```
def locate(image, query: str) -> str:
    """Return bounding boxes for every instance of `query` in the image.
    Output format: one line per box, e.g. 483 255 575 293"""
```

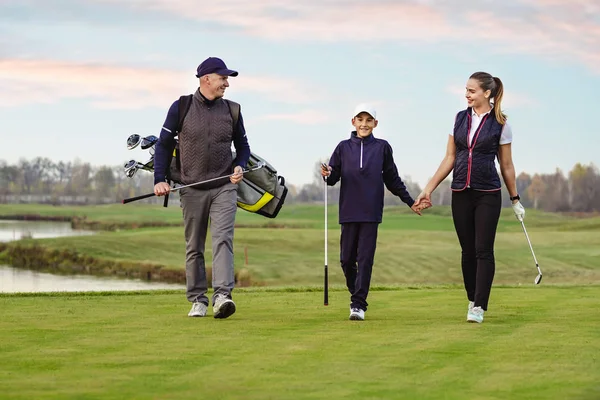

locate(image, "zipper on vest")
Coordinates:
465 113 489 188
206 104 211 176
360 140 364 169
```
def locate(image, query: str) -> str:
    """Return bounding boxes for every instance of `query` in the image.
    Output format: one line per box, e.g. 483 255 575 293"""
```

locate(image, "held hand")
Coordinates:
411 199 432 216
411 203 423 216
512 200 525 221
411 191 433 216
230 166 243 184
321 163 332 177
413 191 432 208
154 182 171 196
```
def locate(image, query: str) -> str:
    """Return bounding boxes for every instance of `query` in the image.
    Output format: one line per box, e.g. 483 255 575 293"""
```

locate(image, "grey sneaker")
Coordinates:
467 306 484 323
188 302 207 317
349 308 365 321
213 294 236 319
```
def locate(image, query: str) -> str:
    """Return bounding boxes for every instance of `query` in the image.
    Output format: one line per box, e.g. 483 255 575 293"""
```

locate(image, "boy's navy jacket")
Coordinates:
327 131 415 224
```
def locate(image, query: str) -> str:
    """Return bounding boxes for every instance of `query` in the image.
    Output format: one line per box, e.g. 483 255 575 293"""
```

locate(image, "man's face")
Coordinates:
204 73 230 99
352 112 378 138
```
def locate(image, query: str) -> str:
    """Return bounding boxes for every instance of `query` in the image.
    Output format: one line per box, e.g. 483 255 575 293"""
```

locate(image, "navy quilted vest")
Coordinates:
451 108 503 191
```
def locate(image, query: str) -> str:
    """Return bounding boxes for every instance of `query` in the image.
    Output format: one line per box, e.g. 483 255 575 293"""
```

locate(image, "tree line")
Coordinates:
1 158 599 213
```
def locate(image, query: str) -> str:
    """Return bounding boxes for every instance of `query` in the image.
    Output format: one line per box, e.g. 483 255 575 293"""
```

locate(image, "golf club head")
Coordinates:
127 134 141 150
141 135 158 150
123 160 139 178
534 273 542 285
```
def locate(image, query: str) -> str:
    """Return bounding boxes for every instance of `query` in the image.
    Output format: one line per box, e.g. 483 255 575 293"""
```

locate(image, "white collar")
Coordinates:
471 106 493 118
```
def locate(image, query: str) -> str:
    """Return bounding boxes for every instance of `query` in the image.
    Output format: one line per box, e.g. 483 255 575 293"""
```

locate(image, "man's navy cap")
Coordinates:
195 57 238 78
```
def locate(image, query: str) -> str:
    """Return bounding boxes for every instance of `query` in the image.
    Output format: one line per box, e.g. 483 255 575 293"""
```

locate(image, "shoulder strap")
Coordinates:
225 99 240 130
177 94 193 135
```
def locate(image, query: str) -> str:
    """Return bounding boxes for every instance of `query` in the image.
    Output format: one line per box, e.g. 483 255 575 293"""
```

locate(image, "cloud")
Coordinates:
86 0 600 73
0 59 318 109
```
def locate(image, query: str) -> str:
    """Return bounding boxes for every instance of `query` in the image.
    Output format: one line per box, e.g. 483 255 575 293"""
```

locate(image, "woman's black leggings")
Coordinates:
451 189 502 311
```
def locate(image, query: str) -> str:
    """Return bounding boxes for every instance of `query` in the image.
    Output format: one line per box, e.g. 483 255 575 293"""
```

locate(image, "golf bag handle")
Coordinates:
121 163 265 205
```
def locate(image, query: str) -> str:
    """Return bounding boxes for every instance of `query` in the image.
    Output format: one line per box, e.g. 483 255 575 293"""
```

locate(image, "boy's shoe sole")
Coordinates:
214 300 236 319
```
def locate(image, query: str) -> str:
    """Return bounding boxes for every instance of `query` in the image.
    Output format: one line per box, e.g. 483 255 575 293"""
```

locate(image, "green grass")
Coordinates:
1 205 600 399
1 287 599 400
2 204 600 286
2 203 599 231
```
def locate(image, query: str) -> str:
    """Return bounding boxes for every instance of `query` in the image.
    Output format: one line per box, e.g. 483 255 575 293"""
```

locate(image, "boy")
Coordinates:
321 104 429 320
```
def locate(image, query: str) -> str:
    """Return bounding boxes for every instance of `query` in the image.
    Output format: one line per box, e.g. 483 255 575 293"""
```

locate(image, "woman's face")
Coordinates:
465 78 491 109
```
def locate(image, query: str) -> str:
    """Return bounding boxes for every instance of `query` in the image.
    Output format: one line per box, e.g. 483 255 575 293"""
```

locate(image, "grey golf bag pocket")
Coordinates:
236 153 288 219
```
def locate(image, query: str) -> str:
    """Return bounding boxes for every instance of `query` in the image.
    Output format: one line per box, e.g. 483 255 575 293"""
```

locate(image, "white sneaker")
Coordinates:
467 306 484 323
213 294 236 319
468 301 474 314
349 308 365 321
188 302 207 317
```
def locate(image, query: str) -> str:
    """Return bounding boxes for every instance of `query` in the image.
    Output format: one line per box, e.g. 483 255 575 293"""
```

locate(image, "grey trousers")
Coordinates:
179 183 237 305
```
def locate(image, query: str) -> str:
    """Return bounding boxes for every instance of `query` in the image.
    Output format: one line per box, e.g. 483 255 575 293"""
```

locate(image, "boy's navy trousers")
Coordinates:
340 222 379 311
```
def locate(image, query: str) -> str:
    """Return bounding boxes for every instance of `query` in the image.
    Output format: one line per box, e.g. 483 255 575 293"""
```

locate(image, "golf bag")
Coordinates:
167 94 288 218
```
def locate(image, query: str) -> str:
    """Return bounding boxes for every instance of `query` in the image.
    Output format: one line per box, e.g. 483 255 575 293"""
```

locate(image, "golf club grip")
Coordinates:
122 192 156 204
324 264 329 305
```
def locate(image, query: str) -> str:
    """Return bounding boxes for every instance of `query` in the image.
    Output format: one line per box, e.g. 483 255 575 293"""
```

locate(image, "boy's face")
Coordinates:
352 112 378 138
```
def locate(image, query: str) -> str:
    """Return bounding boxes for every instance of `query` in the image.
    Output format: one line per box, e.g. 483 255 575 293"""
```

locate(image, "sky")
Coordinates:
0 0 599 188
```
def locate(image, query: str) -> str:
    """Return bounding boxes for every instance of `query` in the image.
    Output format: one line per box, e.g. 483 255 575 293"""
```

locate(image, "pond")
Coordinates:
0 219 95 241
0 220 184 293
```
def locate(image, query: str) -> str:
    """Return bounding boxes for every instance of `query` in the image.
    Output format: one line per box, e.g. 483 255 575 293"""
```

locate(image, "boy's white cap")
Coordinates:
353 103 377 119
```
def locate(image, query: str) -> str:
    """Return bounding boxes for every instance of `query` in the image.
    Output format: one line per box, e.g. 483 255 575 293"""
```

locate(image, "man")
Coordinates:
153 57 251 319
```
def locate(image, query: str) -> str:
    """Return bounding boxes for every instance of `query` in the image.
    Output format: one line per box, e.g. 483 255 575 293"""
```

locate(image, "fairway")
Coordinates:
1 287 599 400
2 204 600 287
1 204 599 399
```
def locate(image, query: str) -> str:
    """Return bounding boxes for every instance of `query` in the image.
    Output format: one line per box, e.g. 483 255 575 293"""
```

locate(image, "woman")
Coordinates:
414 72 525 323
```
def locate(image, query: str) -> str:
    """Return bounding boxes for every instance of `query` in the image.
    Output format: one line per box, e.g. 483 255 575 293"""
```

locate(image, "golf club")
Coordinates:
127 134 141 150
322 163 329 306
123 159 152 178
139 158 154 172
141 135 158 150
122 162 266 204
519 219 543 285
123 160 141 178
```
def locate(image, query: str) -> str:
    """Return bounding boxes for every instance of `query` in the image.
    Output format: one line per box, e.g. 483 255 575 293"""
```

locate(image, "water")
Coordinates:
0 219 94 242
0 220 185 293
0 265 184 293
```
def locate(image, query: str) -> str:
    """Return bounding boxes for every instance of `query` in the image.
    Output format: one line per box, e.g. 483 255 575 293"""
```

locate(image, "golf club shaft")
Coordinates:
520 220 539 266
324 176 328 306
122 164 264 204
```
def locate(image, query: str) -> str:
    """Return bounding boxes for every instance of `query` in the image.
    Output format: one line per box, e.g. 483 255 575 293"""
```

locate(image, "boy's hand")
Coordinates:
320 163 332 177
410 200 431 215
414 191 431 208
